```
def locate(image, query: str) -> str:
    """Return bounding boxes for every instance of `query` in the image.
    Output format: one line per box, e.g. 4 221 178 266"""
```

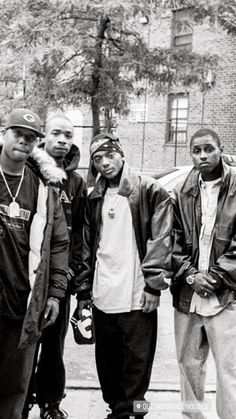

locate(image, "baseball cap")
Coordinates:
5 108 45 138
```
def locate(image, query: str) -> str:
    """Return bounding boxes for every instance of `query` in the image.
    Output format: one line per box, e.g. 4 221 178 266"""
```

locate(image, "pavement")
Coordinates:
28 291 219 419
29 387 218 419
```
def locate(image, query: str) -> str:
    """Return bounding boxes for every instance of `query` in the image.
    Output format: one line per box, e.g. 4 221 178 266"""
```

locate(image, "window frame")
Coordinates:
173 32 193 48
172 10 193 50
129 102 148 123
167 93 189 145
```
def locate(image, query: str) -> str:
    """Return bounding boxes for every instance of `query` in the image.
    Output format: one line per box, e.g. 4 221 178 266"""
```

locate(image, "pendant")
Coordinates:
9 201 20 217
108 209 115 219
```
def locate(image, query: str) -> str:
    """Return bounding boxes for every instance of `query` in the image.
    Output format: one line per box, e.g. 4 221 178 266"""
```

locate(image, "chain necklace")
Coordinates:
106 190 121 219
0 165 25 218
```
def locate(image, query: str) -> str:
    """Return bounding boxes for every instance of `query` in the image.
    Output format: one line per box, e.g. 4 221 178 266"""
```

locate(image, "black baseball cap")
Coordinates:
5 108 45 138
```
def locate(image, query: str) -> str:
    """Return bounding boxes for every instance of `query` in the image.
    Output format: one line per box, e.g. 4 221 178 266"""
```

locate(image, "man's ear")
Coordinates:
220 145 224 153
1 128 6 135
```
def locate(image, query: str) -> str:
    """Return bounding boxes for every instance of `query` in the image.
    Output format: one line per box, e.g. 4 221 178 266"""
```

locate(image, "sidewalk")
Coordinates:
29 291 218 418
29 386 218 419
65 292 217 387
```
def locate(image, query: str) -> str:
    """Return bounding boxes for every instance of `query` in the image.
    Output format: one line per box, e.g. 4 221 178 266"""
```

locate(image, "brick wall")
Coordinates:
78 11 236 172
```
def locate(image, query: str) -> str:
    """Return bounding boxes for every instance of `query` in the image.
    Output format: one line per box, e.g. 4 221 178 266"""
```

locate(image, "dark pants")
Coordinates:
0 317 37 419
93 307 157 419
25 295 70 407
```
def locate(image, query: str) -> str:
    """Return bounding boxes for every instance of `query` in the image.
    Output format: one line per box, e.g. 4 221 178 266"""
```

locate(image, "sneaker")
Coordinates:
40 403 68 419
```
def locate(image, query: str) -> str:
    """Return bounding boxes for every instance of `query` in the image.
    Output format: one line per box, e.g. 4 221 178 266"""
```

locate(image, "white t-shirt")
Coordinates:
190 177 226 316
92 187 144 313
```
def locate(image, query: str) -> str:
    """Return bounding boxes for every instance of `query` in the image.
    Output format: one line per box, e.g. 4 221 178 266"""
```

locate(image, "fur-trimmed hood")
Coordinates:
28 141 81 184
0 139 66 184
38 142 81 173
27 147 67 184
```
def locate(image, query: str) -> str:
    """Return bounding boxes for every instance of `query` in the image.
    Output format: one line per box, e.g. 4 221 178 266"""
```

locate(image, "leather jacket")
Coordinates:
171 159 236 314
72 162 173 299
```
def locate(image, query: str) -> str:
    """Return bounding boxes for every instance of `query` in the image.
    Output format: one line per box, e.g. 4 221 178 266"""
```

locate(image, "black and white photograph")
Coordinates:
0 1 235 418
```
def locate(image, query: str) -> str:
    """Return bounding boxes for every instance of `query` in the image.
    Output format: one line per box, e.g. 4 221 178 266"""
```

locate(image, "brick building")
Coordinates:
78 9 236 172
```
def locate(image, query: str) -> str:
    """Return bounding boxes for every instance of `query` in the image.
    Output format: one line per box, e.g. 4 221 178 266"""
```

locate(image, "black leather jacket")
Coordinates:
171 159 236 314
72 162 173 299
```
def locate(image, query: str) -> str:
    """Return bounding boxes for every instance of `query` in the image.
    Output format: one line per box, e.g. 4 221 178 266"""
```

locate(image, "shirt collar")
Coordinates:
198 173 222 188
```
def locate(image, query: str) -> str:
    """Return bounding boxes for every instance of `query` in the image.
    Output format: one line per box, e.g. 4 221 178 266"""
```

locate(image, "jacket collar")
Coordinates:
90 162 137 199
0 142 66 184
38 142 80 172
181 158 230 196
27 147 66 184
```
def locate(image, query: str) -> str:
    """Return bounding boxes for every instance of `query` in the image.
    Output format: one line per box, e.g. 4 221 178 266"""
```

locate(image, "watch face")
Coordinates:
187 275 195 285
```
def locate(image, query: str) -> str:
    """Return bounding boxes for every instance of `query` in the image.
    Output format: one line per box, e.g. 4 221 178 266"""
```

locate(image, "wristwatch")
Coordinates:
186 274 195 285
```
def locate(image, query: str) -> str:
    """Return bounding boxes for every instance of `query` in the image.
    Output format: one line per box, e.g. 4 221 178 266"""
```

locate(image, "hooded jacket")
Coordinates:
71 162 173 299
36 143 87 276
10 146 70 348
171 159 236 314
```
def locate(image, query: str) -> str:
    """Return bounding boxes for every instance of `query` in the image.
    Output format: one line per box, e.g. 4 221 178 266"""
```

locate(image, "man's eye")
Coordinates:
65 134 72 139
107 154 114 159
193 149 200 154
28 135 36 143
12 128 36 142
205 147 214 153
94 157 101 164
15 129 22 137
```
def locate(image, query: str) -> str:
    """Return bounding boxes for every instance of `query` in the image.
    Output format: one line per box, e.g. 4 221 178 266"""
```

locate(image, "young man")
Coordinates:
23 113 86 419
72 132 173 419
171 128 236 419
0 108 69 419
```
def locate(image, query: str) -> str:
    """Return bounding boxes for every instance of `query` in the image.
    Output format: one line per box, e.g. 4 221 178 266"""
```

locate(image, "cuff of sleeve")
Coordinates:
48 286 66 300
69 264 83 276
209 270 224 290
144 285 161 296
48 296 60 303
76 291 92 301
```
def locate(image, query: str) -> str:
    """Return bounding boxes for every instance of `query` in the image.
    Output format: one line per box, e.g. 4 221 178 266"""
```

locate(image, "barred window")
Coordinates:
168 94 188 143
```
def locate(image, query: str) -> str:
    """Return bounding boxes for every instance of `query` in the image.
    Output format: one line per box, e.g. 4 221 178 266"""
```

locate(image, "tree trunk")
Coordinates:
87 15 111 187
91 96 100 136
90 15 110 136
104 107 114 133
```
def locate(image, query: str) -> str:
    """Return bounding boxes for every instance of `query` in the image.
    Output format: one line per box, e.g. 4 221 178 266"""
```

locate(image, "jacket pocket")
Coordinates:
214 237 231 260
215 225 233 242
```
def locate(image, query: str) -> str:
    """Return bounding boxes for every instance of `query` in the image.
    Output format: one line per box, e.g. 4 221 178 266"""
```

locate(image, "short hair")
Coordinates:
190 128 221 148
45 112 73 132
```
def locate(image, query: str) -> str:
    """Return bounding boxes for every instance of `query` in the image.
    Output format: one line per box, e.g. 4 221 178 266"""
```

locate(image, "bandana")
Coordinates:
90 133 124 158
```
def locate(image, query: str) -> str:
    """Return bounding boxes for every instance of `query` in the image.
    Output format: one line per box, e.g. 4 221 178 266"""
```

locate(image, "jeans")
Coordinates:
175 303 236 419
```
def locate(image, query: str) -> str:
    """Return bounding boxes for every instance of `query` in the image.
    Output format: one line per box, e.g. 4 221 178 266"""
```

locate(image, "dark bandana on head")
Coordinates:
90 133 124 158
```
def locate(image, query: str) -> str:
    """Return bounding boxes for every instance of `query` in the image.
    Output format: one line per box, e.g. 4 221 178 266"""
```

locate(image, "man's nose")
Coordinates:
18 135 28 144
102 156 110 166
200 150 207 159
58 134 67 144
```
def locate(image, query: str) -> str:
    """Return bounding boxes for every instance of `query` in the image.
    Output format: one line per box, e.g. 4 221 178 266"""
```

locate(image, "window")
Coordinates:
129 103 148 123
172 10 193 50
174 32 192 48
168 94 188 143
